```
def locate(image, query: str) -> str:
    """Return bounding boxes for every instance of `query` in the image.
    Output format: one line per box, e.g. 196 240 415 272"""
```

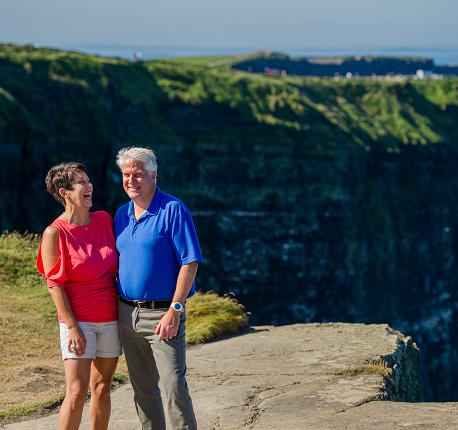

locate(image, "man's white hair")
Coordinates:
116 147 157 174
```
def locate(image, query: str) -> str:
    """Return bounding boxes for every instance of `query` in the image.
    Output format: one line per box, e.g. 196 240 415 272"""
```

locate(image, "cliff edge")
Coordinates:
6 323 458 429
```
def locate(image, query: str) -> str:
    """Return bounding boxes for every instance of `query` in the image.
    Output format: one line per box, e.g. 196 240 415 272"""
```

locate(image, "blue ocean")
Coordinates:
59 44 458 66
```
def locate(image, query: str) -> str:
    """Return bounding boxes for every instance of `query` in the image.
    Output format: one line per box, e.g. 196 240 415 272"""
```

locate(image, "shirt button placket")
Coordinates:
132 218 137 238
130 218 136 293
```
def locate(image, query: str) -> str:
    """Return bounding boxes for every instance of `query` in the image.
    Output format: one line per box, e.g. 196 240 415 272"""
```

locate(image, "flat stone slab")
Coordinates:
5 323 458 429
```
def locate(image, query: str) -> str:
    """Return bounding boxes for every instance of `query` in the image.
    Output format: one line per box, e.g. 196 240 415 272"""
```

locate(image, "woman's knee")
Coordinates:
90 379 112 399
65 382 88 407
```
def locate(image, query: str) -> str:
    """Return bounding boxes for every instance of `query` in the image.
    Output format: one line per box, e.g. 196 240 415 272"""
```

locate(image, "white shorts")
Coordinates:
59 321 122 360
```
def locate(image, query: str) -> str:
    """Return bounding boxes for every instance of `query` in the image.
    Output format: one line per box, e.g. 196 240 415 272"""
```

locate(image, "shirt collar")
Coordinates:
127 187 163 219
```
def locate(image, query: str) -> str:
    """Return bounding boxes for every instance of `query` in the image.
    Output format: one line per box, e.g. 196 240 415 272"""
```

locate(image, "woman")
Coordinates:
36 162 120 430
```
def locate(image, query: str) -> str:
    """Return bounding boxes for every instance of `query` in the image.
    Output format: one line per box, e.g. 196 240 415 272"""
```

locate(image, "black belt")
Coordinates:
119 296 172 309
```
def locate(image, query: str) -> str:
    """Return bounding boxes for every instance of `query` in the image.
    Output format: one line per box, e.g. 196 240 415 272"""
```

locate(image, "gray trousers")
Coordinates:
118 299 197 430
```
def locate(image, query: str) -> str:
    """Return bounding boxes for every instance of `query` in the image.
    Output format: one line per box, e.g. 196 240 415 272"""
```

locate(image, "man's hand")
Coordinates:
155 308 181 340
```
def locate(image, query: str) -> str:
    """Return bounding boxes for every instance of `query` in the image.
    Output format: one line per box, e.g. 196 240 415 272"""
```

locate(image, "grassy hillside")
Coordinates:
1 44 456 170
146 59 457 149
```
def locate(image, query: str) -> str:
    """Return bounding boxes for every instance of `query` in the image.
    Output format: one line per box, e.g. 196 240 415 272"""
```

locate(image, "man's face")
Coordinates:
121 160 156 201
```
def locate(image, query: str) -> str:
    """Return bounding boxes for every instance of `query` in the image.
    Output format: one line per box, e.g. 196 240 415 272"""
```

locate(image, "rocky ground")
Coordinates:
4 323 458 430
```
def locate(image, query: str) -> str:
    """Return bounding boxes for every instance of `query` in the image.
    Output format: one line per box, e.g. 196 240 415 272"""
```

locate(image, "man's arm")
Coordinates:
155 262 198 340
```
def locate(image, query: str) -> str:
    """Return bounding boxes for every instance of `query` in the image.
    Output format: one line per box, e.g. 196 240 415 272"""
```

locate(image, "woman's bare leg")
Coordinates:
59 358 92 430
89 357 118 430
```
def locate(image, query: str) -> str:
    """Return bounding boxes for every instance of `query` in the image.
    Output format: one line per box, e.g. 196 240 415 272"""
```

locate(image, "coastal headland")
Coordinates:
1 44 458 402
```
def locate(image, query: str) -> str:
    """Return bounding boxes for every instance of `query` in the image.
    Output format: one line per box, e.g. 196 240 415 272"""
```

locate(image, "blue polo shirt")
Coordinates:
114 188 203 300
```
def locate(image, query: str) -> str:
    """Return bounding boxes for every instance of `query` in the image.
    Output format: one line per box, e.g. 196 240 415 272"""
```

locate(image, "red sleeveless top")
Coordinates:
36 211 118 323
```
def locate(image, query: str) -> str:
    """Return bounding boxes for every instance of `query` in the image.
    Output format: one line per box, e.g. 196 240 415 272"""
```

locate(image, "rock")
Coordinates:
6 323 458 429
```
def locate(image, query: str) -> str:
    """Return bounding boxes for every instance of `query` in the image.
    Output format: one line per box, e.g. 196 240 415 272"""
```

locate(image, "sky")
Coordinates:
1 0 457 51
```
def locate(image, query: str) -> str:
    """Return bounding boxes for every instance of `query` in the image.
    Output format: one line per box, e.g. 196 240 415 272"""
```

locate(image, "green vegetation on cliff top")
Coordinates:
1 43 457 154
146 59 457 148
0 43 458 230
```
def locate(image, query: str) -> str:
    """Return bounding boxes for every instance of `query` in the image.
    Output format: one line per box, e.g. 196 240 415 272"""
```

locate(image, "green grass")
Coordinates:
0 392 66 420
162 55 233 65
144 58 458 151
0 232 248 421
112 373 129 384
333 359 390 378
186 292 248 344
0 43 125 64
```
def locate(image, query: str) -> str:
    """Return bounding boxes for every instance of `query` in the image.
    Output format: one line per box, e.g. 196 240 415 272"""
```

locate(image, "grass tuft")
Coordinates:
333 358 390 378
186 292 248 344
112 373 129 384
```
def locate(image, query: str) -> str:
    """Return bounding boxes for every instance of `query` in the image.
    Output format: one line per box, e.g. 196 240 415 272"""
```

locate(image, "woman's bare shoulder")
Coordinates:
43 225 59 238
42 226 60 249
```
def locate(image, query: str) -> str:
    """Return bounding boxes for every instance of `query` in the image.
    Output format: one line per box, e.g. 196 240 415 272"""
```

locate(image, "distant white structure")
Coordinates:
133 51 143 61
415 69 433 79
416 69 425 79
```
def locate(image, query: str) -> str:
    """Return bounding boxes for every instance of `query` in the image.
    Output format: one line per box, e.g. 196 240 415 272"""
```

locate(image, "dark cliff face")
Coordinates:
1 44 458 401
195 149 458 402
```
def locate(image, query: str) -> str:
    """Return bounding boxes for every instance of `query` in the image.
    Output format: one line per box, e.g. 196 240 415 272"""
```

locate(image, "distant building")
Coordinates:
264 66 287 77
416 69 433 79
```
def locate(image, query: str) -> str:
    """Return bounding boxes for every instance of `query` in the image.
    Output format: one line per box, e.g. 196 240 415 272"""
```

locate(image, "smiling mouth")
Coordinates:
83 193 92 200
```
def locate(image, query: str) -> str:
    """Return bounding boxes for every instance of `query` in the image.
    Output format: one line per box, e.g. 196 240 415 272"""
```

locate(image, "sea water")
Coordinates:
59 44 458 65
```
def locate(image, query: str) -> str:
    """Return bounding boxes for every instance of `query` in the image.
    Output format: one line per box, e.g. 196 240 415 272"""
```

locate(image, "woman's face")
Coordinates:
62 170 93 209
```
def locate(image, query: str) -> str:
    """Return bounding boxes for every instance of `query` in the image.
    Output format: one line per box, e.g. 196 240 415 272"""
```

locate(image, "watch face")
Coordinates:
172 303 183 311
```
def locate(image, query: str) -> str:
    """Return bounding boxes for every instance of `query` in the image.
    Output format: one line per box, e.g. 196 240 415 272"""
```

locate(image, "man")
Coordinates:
114 147 201 430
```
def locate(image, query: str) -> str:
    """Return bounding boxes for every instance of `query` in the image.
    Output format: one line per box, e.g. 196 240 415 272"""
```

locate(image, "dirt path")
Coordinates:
5 324 458 429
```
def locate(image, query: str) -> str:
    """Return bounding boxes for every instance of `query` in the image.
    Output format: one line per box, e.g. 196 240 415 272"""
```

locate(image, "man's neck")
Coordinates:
132 186 157 217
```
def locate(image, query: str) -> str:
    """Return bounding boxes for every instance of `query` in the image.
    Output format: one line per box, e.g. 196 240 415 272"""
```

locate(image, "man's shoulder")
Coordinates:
159 190 189 213
161 190 189 216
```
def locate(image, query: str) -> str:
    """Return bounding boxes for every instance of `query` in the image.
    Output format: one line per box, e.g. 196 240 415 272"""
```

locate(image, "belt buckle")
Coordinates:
133 300 148 308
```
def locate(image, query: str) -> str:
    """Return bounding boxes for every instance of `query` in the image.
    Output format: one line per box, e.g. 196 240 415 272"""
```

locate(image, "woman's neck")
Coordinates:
60 206 91 226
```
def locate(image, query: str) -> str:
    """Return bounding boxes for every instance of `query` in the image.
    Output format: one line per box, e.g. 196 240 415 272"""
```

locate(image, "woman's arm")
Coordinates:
41 226 87 355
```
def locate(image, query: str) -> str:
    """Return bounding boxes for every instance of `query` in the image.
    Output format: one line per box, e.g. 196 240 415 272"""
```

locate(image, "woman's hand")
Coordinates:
67 326 87 356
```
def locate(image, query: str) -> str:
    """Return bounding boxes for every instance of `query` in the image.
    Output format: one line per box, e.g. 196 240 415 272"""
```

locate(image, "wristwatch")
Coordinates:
170 302 184 312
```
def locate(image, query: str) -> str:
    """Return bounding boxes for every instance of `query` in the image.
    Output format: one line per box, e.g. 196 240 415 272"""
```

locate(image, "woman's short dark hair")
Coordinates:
45 162 87 206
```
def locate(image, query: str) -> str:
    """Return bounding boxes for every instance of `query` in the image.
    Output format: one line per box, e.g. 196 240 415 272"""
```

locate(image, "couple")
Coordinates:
36 147 201 430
